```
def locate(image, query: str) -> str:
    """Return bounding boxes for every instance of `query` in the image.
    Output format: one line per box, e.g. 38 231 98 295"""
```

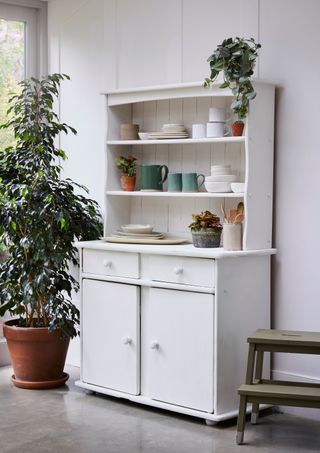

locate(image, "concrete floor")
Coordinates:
1 366 320 453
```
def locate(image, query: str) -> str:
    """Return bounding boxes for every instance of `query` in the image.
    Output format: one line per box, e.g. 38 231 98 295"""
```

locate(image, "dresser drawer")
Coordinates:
142 255 215 288
82 249 139 278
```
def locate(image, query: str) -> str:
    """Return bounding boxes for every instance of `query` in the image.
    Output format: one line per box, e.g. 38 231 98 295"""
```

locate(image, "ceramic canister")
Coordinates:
209 107 227 122
206 122 230 138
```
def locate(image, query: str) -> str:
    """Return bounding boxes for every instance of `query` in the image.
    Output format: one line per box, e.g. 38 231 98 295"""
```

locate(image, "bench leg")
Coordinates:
251 350 264 424
236 395 247 445
245 344 256 384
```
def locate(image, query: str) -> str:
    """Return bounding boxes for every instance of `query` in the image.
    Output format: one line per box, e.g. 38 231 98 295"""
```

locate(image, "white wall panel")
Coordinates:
116 0 182 88
260 0 320 386
57 0 106 210
182 0 259 82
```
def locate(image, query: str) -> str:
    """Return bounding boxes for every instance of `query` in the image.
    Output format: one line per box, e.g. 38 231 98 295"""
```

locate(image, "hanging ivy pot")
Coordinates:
231 121 245 137
3 319 70 389
191 228 222 248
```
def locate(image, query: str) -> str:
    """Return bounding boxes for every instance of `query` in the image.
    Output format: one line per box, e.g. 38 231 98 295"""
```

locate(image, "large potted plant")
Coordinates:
0 74 102 389
203 37 261 136
189 210 223 248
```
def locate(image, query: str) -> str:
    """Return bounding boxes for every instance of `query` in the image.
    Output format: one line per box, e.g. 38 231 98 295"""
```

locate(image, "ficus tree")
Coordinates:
0 73 102 337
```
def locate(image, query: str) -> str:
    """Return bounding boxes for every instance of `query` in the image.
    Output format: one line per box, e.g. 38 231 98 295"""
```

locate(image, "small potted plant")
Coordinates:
189 210 223 248
116 155 137 191
203 37 261 136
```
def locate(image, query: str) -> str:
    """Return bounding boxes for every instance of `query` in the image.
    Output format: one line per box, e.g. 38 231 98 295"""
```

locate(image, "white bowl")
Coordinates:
205 174 237 182
210 165 231 175
204 182 232 193
231 182 245 193
138 132 149 140
121 224 154 234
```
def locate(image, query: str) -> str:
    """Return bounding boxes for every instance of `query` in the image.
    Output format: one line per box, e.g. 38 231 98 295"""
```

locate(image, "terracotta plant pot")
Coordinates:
191 228 222 248
231 121 245 136
120 174 136 191
3 319 70 389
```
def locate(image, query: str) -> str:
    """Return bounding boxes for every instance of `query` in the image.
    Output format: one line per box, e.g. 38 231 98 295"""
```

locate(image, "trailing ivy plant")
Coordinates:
0 74 102 338
203 37 261 123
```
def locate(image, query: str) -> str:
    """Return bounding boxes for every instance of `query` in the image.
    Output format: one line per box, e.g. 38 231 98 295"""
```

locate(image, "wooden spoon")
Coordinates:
234 202 244 224
220 205 228 223
236 202 244 217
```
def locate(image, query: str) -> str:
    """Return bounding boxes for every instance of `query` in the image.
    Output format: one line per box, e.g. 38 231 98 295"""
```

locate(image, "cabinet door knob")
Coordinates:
173 266 183 275
103 259 112 268
122 336 132 345
150 341 159 350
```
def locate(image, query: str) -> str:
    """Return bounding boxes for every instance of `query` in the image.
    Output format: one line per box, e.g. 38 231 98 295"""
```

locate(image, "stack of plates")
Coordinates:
111 223 164 239
112 230 165 239
148 123 188 139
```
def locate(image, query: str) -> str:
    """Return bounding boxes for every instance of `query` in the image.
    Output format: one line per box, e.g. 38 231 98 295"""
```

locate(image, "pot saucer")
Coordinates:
11 372 69 389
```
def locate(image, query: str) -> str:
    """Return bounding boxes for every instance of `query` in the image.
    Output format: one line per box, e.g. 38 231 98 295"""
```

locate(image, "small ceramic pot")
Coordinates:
120 175 136 191
191 228 222 248
231 122 245 136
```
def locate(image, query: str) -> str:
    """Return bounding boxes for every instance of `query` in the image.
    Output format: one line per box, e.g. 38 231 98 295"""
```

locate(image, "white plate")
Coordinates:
121 224 154 234
113 230 163 238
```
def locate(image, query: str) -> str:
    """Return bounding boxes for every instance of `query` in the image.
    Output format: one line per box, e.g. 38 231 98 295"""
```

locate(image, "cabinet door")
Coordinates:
142 288 214 412
82 279 139 395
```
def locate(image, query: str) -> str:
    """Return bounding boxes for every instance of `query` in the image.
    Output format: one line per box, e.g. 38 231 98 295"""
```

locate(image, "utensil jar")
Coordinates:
223 223 242 251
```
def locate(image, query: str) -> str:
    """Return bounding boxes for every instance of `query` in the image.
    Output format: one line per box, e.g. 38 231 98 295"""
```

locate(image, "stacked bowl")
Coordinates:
204 165 237 193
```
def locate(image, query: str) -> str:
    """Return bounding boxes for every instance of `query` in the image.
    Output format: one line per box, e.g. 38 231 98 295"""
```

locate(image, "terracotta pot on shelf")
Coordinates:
231 121 245 136
120 174 136 191
3 319 70 389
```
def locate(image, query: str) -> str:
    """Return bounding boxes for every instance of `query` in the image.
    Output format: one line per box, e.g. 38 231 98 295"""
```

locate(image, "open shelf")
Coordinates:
106 190 244 198
107 136 245 146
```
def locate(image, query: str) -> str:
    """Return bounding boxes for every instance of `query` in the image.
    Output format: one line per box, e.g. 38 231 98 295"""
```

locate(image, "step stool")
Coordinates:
236 329 320 445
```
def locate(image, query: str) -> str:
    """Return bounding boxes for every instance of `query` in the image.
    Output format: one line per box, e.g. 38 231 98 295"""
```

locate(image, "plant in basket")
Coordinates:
203 37 261 136
115 155 137 191
0 74 102 389
189 210 223 248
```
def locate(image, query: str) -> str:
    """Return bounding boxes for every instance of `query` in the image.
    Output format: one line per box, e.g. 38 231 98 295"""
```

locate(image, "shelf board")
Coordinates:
106 191 244 198
107 136 245 146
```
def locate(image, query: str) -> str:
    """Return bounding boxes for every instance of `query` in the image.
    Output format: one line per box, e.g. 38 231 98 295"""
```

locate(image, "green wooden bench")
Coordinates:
236 329 320 445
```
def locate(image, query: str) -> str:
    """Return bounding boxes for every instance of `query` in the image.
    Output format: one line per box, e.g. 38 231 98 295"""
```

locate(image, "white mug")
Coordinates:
206 122 230 138
209 107 227 122
192 123 206 139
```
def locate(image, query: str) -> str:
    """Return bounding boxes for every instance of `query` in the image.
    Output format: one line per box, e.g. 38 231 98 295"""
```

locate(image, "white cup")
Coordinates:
192 123 206 139
209 107 227 122
206 122 230 138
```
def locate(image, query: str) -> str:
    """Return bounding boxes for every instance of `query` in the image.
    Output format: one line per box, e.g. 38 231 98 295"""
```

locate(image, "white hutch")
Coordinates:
75 81 275 423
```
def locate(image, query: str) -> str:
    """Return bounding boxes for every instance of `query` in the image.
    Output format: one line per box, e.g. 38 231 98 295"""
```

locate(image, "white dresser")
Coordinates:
76 81 275 423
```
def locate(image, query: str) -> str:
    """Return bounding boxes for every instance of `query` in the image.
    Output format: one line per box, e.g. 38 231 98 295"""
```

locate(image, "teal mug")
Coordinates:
182 173 205 192
168 173 182 192
140 164 168 191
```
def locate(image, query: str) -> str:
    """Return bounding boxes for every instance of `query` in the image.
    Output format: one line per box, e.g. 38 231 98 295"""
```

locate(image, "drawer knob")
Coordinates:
122 336 132 345
150 341 159 350
103 259 112 268
173 266 183 275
